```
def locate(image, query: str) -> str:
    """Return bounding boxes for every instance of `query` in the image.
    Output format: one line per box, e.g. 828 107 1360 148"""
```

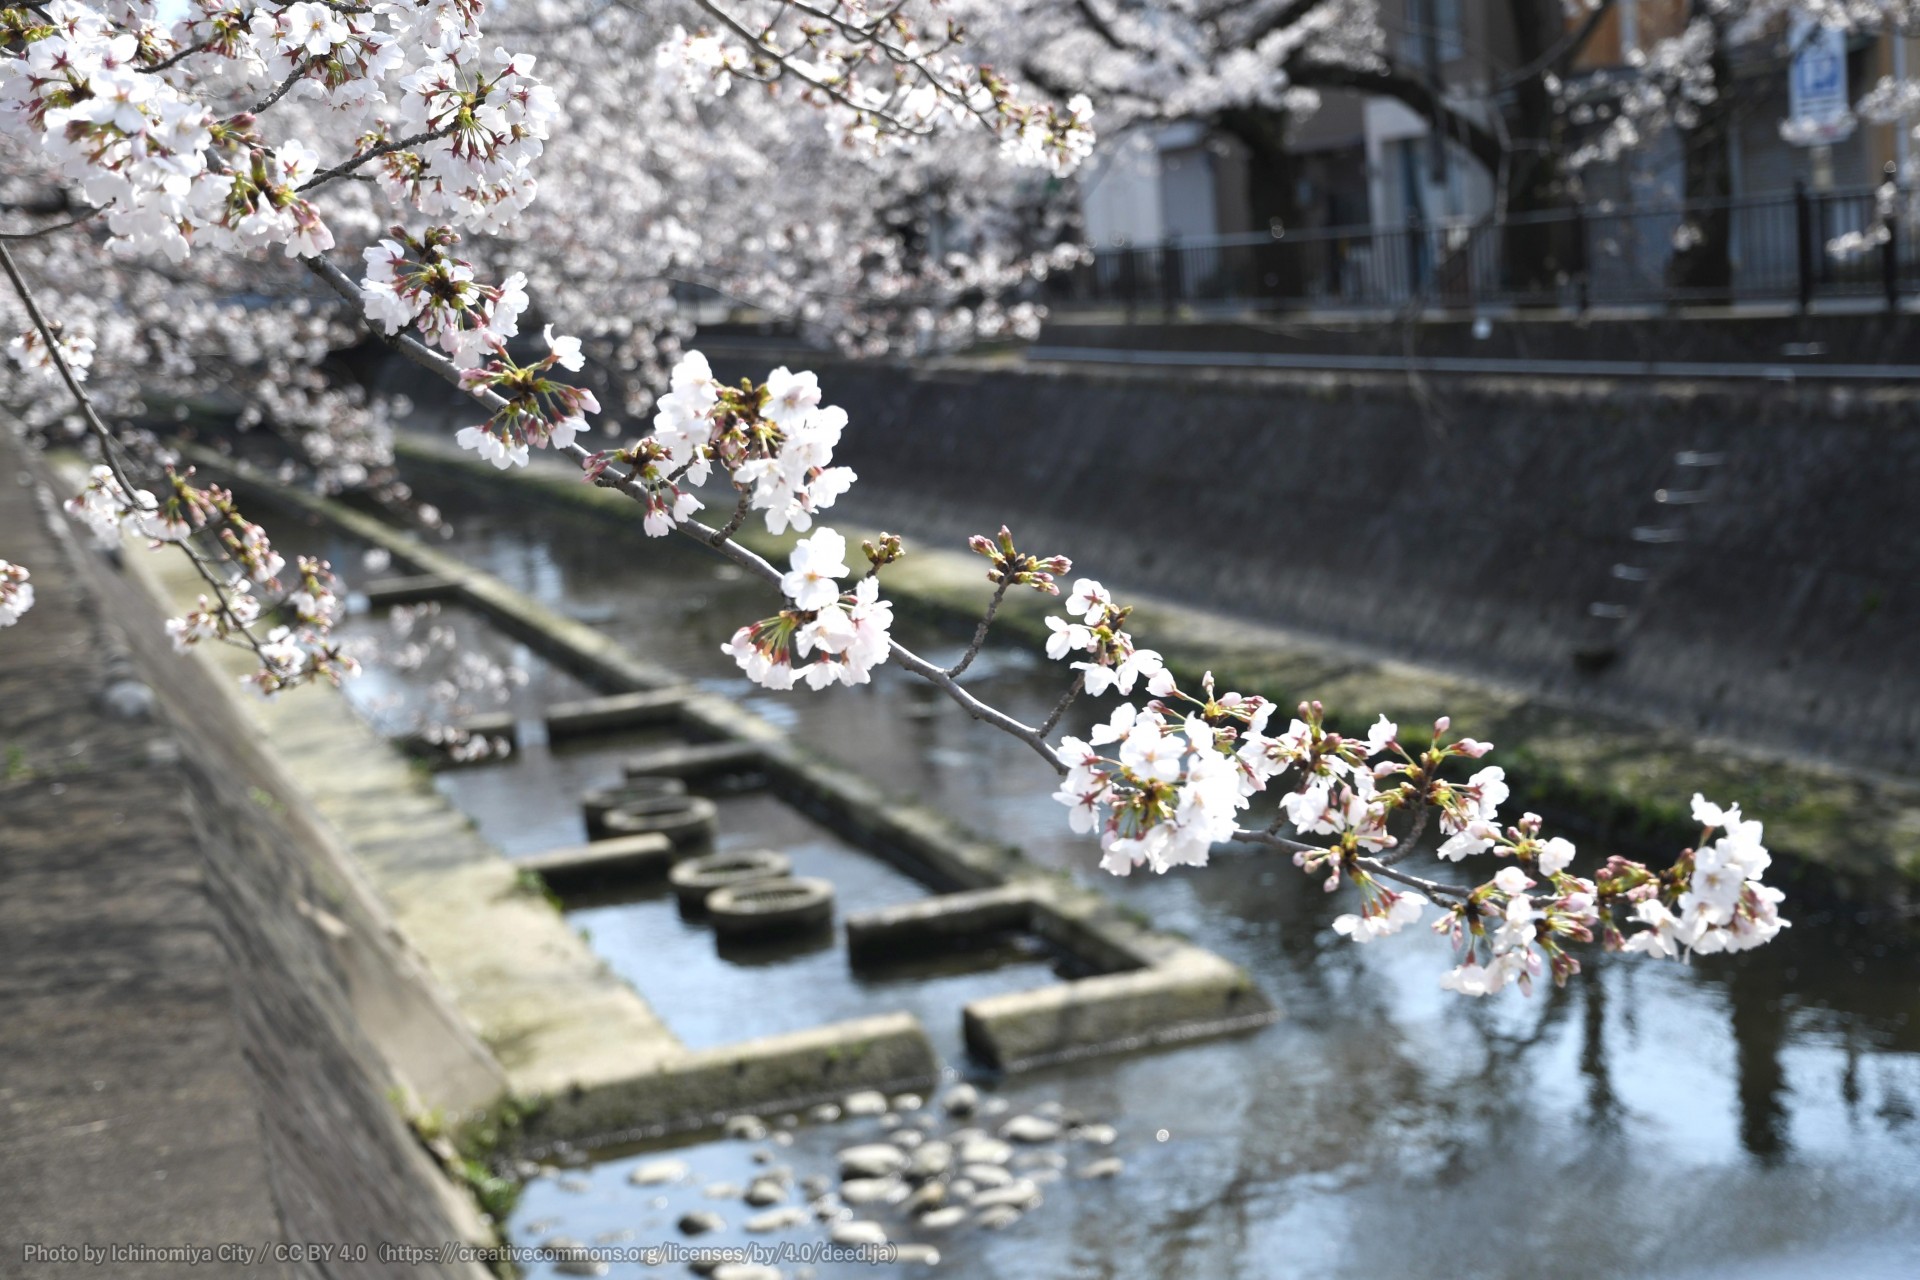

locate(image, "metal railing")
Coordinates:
1048 184 1917 317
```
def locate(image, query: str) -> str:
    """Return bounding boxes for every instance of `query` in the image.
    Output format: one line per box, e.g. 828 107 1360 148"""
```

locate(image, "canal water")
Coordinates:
269 475 1920 1279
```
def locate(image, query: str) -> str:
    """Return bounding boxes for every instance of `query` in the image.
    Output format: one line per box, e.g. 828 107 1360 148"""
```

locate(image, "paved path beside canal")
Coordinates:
0 453 294 1276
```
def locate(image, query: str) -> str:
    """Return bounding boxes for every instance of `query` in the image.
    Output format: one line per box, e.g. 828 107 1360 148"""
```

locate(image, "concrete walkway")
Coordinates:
0 454 293 1275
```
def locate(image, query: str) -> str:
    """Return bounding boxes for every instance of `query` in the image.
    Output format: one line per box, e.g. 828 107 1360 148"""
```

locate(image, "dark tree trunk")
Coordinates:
1669 9 1736 299
1502 0 1592 301
1213 106 1308 301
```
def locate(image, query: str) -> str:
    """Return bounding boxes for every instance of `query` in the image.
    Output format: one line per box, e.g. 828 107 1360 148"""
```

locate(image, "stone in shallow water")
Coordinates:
960 1163 1012 1188
843 1090 888 1116
1071 1123 1118 1146
956 1136 1012 1166
725 1115 770 1141
800 1174 833 1198
1000 1115 1062 1143
840 1176 906 1206
908 1140 952 1179
974 1204 1022 1230
627 1158 688 1185
553 1253 607 1278
543 1233 604 1273
891 1093 925 1113
830 1219 888 1246
940 1083 979 1117
838 1143 908 1179
712 1265 783 1280
808 1103 842 1124
892 1243 941 1266
745 1207 809 1233
1077 1156 1125 1180
971 1179 1044 1212
1013 1150 1067 1171
677 1211 725 1236
903 1181 947 1214
744 1178 787 1206
917 1206 968 1231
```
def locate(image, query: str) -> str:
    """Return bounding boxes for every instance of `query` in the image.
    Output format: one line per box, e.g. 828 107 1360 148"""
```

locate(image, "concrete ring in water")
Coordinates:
668 848 793 908
581 778 690 839
705 876 835 937
600 795 717 850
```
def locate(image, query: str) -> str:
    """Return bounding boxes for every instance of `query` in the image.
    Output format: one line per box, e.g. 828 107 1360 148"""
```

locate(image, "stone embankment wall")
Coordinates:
705 354 1916 779
3 435 497 1279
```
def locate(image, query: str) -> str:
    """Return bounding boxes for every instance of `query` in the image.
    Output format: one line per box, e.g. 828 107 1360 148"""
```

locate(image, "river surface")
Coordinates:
271 472 1920 1280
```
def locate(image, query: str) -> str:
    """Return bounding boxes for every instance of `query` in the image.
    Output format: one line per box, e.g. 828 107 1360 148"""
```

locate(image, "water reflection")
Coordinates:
268 480 1920 1278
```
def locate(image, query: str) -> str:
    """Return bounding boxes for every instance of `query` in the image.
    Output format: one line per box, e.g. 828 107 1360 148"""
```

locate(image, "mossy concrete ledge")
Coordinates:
521 832 678 892
517 1013 938 1151
547 688 688 741
198 450 1279 1070
849 885 1280 1070
846 885 1043 961
963 950 1274 1072
361 571 457 607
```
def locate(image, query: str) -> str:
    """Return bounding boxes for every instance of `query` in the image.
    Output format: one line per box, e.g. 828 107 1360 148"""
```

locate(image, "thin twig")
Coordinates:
298 126 454 193
1376 790 1434 867
1038 669 1083 738
1234 828 1471 900
709 489 751 546
0 207 100 240
139 38 212 74
250 62 308 115
946 576 1010 678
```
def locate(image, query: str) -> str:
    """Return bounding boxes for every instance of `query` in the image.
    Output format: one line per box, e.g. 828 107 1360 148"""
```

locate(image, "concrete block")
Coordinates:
624 739 768 786
545 688 689 742
392 710 518 762
518 1013 941 1149
520 833 678 892
962 950 1277 1072
361 573 457 607
845 885 1041 963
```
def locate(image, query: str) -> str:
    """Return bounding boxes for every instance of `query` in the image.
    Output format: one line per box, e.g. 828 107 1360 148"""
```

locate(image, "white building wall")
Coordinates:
1080 130 1165 247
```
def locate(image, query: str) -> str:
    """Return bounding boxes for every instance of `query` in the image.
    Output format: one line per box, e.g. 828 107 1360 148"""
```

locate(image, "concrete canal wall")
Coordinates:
694 352 1919 782
3 438 496 1279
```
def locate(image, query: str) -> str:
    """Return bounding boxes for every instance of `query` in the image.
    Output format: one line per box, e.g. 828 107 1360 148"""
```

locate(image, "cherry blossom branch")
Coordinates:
0 240 137 491
297 126 457 193
249 62 309 115
137 38 212 73
0 207 101 240
306 246 1068 768
682 0 941 137
1235 829 1471 900
0 240 287 675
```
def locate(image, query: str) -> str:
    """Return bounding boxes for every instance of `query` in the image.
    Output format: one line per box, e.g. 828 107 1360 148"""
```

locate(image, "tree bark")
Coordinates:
1669 9 1736 300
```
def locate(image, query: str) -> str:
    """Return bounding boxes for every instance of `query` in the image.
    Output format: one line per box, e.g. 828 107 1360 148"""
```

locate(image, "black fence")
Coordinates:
1048 184 1919 317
